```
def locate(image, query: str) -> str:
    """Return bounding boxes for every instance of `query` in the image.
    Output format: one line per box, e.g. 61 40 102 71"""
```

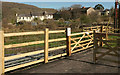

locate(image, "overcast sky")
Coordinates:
1 0 115 2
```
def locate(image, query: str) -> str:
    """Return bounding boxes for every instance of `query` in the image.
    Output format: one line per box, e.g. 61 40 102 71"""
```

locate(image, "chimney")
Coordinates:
69 8 73 11
30 12 32 16
82 7 86 8
43 11 47 15
16 13 18 16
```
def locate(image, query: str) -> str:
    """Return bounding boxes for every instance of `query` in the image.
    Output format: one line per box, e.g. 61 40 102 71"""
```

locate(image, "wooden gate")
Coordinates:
93 31 120 64
66 28 94 56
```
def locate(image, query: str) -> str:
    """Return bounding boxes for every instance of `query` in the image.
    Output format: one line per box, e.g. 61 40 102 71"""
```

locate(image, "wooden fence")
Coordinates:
93 31 120 64
0 29 67 75
65 28 94 56
83 26 115 33
1 25 119 75
0 28 95 75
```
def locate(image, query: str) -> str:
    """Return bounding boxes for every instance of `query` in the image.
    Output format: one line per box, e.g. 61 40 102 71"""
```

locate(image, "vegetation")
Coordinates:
2 2 115 33
5 32 66 56
94 4 104 10
2 2 116 55
2 2 57 27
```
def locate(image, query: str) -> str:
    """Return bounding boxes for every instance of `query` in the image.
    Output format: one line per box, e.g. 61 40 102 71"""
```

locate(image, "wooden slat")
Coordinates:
96 50 113 60
96 51 118 57
5 59 44 72
5 53 67 72
71 39 93 45
96 33 120 36
4 30 65 37
71 35 93 40
71 33 85 51
72 45 93 53
71 41 93 49
5 44 68 61
48 53 67 60
49 45 66 51
5 38 66 49
5 49 44 61
4 31 44 37
71 32 93 51
49 30 65 33
70 31 93 36
48 43 76 52
5 57 31 66
49 38 66 42
4 40 44 49
71 38 85 48
83 26 100 29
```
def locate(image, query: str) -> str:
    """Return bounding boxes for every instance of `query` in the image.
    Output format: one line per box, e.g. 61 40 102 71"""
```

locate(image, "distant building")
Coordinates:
103 9 110 16
71 7 95 15
95 9 110 16
16 11 53 22
85 7 95 15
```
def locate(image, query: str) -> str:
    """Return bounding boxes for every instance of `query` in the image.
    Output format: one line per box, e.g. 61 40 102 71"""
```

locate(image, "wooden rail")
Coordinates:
83 26 120 33
66 28 94 55
0 28 95 74
4 30 65 37
1 29 66 73
93 31 120 64
2 25 118 74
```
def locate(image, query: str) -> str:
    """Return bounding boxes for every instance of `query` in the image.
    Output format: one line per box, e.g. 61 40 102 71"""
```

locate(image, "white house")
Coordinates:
16 11 53 23
95 9 110 16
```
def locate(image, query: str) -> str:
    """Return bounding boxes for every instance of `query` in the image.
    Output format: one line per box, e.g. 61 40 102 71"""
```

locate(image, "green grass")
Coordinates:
103 35 120 47
5 33 67 55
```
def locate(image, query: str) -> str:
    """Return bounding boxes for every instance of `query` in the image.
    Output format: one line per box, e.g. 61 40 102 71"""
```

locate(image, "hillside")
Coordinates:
2 2 57 26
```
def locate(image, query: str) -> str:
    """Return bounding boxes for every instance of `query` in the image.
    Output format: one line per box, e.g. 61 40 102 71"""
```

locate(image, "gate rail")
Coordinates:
93 31 120 64
66 28 94 56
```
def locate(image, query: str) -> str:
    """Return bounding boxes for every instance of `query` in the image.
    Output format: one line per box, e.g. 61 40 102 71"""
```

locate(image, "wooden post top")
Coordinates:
66 28 71 36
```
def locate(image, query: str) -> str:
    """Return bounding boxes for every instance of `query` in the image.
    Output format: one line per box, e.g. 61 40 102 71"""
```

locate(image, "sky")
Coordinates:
1 0 116 2
22 2 115 9
1 0 117 9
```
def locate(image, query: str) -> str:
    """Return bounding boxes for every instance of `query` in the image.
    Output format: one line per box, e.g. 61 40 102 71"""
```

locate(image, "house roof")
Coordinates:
70 7 92 14
54 7 93 15
18 11 54 17
74 7 91 11
104 9 110 11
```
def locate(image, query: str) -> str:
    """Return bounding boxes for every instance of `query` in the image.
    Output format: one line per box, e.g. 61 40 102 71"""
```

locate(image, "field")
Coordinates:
5 32 66 56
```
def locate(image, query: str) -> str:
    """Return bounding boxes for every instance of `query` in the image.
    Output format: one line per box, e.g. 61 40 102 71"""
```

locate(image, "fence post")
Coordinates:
90 27 92 31
106 26 108 40
100 25 103 33
100 25 103 47
66 28 71 56
93 30 97 64
0 31 4 75
44 28 49 63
